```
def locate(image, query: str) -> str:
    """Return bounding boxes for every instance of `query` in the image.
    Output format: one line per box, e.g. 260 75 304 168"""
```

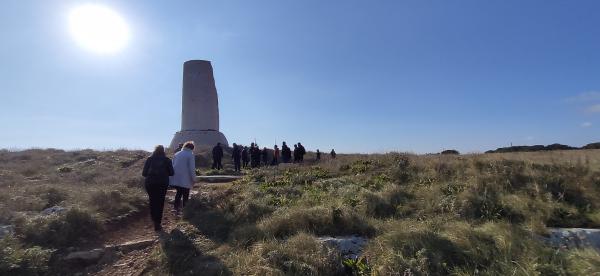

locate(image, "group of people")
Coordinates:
142 141 338 231
142 142 196 231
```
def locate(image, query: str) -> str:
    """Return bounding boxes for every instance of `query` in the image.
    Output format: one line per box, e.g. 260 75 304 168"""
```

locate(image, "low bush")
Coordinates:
0 236 52 276
21 208 102 248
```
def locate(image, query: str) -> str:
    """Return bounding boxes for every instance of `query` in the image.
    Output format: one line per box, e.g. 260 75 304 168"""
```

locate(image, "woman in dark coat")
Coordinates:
142 145 174 231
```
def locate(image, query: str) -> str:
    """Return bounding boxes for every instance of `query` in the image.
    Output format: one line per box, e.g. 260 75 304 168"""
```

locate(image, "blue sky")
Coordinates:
1 0 599 153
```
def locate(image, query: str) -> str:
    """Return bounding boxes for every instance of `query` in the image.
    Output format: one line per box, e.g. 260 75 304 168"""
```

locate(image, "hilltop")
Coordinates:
1 148 600 275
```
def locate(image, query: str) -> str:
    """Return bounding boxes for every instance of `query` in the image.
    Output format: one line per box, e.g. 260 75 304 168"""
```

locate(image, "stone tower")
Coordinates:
169 60 228 149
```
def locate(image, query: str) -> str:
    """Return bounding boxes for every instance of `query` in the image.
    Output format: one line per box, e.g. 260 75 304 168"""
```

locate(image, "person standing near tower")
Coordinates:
281 142 291 163
330 149 337 159
297 143 306 163
212 142 224 170
232 143 242 172
316 149 321 161
272 145 280 165
170 141 196 216
142 145 174 231
242 146 250 168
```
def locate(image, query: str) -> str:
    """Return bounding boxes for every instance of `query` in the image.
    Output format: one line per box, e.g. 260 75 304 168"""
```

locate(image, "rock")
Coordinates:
317 235 368 259
64 248 105 263
544 228 600 250
41 206 67 216
196 175 242 183
0 225 15 238
107 238 157 254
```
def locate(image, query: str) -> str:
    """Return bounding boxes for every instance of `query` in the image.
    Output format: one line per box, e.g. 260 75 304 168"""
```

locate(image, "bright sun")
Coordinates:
68 4 130 54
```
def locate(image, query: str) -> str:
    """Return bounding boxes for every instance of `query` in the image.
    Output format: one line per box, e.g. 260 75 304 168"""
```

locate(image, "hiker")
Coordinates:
232 143 242 172
250 143 261 168
281 142 291 163
212 142 224 170
330 149 336 159
142 145 174 231
261 147 269 166
316 149 321 161
293 144 299 163
297 142 306 163
242 146 250 168
272 145 280 165
170 141 196 215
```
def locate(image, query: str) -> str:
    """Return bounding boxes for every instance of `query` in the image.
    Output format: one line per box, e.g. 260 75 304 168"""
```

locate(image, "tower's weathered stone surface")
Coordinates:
170 60 228 149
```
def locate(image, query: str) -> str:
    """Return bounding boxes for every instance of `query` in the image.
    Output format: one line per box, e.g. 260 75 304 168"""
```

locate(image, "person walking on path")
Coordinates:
272 145 280 165
212 142 224 170
142 145 174 231
170 141 196 215
316 149 321 161
330 149 336 159
232 143 242 172
281 142 291 163
242 146 250 168
297 142 306 163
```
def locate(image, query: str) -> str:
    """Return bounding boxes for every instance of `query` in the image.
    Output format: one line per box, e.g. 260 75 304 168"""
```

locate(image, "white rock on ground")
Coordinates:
41 206 67 216
545 228 600 250
64 248 105 262
317 235 368 259
0 225 15 238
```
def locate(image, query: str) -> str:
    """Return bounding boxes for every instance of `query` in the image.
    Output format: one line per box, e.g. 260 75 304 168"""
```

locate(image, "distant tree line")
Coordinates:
485 142 600 154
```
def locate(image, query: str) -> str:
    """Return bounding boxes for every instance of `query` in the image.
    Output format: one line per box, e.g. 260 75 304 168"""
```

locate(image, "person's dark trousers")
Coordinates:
212 158 223 170
174 186 190 211
145 182 168 230
234 158 241 171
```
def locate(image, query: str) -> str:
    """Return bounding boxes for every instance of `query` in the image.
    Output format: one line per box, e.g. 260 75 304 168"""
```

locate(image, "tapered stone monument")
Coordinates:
169 60 228 149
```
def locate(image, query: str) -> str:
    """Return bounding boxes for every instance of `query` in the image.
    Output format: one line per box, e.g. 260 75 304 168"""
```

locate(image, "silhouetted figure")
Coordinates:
316 149 321 161
250 143 261 168
272 145 280 165
330 149 336 159
142 145 174 231
293 144 299 163
170 142 196 216
242 146 250 168
281 142 291 163
232 143 242 172
262 147 269 166
297 142 306 163
174 143 184 153
212 142 224 170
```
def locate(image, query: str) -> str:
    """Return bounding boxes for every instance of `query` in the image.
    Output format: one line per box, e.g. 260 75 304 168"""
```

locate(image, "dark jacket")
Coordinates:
232 145 242 160
212 145 224 159
142 155 174 186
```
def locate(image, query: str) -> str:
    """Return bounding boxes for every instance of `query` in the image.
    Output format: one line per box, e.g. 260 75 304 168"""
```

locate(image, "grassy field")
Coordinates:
1 148 600 275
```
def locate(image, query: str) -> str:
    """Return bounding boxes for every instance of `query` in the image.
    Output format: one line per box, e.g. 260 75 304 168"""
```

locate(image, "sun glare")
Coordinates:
68 4 130 54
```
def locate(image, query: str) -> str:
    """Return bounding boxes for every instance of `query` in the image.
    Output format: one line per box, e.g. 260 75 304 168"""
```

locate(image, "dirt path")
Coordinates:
92 181 234 276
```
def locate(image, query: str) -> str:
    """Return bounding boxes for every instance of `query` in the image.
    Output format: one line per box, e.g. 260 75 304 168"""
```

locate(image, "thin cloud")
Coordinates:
581 122 592 128
566 91 600 103
586 104 600 113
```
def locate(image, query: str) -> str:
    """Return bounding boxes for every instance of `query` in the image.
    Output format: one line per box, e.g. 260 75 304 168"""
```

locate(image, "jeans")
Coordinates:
145 182 167 228
174 186 190 211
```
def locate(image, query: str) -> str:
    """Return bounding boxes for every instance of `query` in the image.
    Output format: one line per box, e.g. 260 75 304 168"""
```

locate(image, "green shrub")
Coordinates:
41 187 67 208
21 208 102 248
0 236 52 276
258 206 375 238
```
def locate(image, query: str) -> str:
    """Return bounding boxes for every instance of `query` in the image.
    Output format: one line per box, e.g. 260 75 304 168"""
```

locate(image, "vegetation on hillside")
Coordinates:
1 148 600 275
148 149 600 275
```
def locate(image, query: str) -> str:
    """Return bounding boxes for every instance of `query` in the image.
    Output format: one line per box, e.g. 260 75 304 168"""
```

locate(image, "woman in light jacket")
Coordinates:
170 141 196 214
